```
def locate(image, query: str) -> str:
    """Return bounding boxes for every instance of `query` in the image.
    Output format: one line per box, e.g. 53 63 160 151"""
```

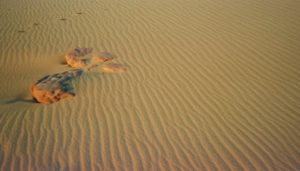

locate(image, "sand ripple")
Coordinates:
0 0 299 170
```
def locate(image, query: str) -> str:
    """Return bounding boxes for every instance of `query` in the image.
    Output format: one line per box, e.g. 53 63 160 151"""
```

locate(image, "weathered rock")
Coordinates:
65 47 93 68
30 69 83 104
65 57 89 68
102 63 128 73
92 52 115 63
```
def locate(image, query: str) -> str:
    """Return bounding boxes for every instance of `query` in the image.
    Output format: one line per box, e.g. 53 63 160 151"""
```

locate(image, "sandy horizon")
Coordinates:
0 0 299 170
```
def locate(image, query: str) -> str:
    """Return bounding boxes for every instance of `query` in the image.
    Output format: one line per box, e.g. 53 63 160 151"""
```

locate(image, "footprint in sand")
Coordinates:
17 10 85 33
17 21 42 33
33 22 42 26
58 18 68 21
17 30 26 33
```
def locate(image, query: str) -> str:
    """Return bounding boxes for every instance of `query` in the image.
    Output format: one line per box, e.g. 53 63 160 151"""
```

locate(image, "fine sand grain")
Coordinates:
0 0 299 170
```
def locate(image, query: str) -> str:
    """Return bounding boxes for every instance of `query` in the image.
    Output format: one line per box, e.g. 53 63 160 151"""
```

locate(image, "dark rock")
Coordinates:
30 69 83 104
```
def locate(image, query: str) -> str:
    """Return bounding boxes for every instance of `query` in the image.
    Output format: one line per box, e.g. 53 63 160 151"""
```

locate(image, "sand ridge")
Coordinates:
0 0 300 170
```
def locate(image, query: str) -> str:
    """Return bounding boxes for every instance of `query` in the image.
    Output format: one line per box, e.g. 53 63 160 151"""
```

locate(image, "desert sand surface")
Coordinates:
0 0 299 170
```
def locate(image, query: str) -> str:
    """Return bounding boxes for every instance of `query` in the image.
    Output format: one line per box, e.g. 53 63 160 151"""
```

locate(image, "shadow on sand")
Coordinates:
4 99 35 104
3 96 36 104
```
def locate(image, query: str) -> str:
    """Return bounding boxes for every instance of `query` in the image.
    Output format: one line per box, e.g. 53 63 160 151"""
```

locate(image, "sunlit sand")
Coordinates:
0 0 299 170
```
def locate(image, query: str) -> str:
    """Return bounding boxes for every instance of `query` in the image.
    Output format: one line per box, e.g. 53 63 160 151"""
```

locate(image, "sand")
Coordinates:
0 0 299 170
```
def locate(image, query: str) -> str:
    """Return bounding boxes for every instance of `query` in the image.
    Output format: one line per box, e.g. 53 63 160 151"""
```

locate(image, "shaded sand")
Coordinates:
0 0 300 170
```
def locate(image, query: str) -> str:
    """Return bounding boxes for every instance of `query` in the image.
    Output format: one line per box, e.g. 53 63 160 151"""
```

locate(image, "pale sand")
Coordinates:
0 0 299 170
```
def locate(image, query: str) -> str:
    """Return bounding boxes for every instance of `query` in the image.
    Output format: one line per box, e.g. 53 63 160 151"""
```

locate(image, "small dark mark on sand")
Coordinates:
76 12 82 15
17 30 26 33
59 18 67 21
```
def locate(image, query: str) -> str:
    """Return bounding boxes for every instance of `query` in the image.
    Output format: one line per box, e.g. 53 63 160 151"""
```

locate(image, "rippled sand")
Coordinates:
0 0 299 170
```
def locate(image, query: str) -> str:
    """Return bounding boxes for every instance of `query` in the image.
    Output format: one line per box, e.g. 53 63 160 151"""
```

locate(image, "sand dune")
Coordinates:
0 0 299 170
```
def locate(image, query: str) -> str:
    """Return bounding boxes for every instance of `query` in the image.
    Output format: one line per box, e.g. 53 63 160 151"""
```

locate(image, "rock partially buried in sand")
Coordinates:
92 52 115 63
66 47 93 58
102 63 128 73
30 69 83 104
65 47 93 68
30 47 129 104
65 57 89 68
